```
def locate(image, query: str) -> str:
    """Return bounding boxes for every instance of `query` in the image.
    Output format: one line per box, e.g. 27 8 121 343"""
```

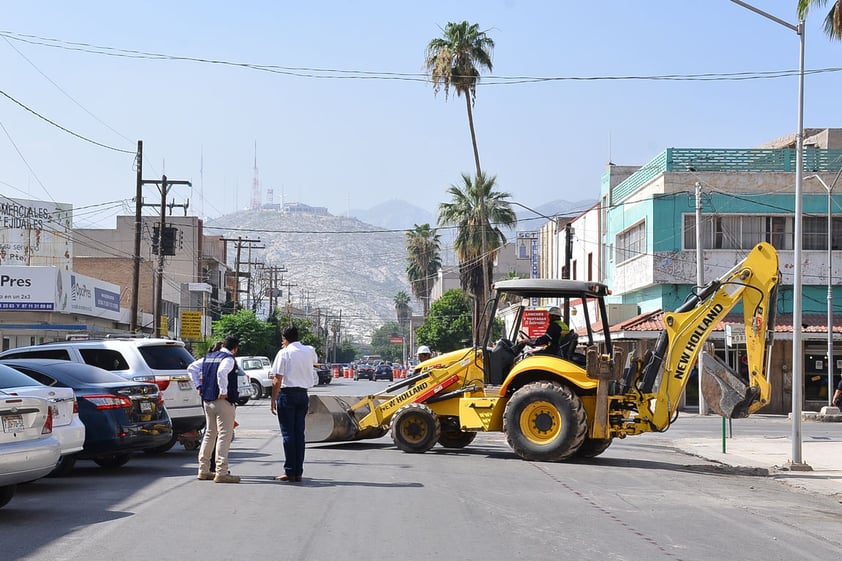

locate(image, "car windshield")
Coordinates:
0 364 45 388
138 345 195 370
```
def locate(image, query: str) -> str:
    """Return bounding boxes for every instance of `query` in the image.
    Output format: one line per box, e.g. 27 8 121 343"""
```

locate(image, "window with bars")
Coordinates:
616 221 646 264
684 214 842 251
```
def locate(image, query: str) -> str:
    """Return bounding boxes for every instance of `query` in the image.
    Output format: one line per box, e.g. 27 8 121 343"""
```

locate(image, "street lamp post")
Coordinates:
729 0 807 467
807 171 842 405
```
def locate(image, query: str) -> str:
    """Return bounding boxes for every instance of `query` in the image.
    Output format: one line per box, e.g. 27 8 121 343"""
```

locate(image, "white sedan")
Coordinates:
0 391 62 508
0 364 85 476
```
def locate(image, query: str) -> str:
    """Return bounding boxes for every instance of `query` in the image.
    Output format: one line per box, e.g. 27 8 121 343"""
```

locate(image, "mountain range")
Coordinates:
207 198 594 344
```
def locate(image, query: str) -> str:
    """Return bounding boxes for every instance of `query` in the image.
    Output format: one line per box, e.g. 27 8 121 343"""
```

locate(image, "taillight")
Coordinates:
84 395 133 410
133 375 170 392
41 407 53 434
72 398 79 415
154 376 171 392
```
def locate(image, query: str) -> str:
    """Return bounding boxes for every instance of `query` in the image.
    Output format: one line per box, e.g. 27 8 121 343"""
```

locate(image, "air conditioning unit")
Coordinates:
607 303 639 325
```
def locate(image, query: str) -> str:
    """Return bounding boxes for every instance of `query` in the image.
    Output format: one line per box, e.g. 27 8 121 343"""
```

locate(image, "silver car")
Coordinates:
236 356 273 399
0 364 85 476
0 391 62 509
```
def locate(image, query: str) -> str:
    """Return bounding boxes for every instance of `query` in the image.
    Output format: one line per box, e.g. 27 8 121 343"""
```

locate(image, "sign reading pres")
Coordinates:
0 266 121 320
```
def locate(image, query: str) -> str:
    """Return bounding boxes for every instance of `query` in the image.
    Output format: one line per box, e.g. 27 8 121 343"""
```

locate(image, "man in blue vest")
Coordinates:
188 335 241 483
518 306 571 356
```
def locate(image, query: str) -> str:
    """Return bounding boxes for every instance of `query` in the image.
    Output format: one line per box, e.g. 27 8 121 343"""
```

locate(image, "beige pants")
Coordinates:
198 399 236 475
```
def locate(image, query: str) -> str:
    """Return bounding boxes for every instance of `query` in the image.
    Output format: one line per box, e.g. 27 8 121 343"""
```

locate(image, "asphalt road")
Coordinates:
4 378 841 561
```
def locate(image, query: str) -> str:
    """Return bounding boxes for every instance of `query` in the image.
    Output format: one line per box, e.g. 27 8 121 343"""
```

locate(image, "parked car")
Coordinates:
0 364 85 476
315 364 332 385
0 338 204 452
235 365 251 405
0 391 61 509
236 356 273 399
374 363 394 381
0 359 173 471
354 363 375 381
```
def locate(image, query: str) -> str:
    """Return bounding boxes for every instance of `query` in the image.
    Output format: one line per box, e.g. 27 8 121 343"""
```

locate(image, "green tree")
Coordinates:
425 21 495 311
211 309 274 356
437 172 516 336
415 289 474 353
798 0 842 39
272 312 324 359
406 223 442 316
370 321 405 362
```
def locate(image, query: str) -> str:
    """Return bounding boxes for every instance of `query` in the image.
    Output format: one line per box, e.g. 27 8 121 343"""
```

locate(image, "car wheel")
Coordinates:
94 454 131 469
144 433 178 455
250 380 263 399
48 454 78 477
0 485 15 509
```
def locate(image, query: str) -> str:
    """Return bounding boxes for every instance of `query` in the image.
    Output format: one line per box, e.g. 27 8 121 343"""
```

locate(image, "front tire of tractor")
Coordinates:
504 381 587 462
575 436 613 459
391 403 440 454
437 429 477 449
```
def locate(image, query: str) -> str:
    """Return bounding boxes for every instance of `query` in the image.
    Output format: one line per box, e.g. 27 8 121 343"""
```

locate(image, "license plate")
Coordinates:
140 401 152 413
178 380 192 391
2 414 24 433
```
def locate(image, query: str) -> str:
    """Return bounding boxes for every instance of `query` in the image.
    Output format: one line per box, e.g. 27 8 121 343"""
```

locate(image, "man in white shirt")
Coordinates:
270 325 317 482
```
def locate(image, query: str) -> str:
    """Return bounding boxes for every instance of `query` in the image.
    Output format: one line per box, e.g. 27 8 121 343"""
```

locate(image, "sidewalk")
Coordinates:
664 412 842 498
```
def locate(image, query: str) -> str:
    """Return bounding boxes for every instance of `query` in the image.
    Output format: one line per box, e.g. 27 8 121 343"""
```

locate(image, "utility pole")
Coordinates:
220 237 262 309
563 222 573 324
131 141 143 332
265 265 287 316
695 182 707 415
152 175 190 337
134 163 191 337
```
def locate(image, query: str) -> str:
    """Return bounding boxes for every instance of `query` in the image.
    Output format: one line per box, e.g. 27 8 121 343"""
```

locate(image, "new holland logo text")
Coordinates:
384 380 429 409
675 303 724 379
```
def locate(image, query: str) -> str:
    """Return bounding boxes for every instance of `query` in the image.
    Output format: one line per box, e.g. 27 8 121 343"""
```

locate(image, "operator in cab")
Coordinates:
518 306 570 356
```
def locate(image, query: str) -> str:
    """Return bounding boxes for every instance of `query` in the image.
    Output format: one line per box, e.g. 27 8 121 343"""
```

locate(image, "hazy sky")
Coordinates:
2 1 841 229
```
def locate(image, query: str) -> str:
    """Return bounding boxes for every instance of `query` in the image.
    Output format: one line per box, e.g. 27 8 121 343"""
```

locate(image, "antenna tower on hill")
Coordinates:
250 140 261 210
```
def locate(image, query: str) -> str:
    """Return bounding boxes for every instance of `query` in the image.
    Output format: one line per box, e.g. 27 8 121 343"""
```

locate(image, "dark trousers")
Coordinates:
276 389 309 477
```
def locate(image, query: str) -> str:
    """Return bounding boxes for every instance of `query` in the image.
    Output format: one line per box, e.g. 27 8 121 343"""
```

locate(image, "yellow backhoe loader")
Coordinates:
306 242 780 462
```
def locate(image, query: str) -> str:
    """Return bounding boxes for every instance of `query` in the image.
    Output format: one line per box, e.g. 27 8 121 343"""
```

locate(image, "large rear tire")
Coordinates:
391 403 440 453
48 454 78 477
437 429 477 449
0 485 15 509
94 454 131 469
144 433 178 455
504 381 586 462
575 437 613 458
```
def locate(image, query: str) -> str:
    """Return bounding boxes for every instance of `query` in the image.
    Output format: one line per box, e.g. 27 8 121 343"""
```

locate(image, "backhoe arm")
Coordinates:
632 242 780 429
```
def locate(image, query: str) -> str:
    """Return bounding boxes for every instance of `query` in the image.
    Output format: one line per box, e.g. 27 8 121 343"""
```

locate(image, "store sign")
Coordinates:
522 309 549 338
389 336 404 344
0 197 73 268
180 310 203 339
0 266 120 320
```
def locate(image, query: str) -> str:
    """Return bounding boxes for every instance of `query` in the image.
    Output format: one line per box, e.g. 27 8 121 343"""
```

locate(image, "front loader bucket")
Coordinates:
699 351 760 419
305 395 387 443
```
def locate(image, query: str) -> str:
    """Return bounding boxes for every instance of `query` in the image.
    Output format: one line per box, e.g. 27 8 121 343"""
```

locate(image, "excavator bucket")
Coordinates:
699 351 760 419
305 395 387 443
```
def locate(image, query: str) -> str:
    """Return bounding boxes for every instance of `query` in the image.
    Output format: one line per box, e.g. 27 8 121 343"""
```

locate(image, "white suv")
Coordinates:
236 356 273 399
0 338 205 451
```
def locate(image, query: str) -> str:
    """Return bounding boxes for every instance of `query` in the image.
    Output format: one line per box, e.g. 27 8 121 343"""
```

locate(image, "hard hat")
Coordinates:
547 306 562 316
417 345 431 355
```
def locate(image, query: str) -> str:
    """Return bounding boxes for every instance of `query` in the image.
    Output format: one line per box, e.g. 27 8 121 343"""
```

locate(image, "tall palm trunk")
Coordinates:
465 94 489 341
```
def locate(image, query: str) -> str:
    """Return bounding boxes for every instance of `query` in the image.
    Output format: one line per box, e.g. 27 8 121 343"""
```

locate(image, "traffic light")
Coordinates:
152 225 178 256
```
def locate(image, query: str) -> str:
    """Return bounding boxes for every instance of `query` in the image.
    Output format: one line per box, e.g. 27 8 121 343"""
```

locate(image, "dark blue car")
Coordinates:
0 359 172 474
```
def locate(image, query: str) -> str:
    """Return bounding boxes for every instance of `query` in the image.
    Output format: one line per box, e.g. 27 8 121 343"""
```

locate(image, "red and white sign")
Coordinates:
389 336 404 344
521 309 549 338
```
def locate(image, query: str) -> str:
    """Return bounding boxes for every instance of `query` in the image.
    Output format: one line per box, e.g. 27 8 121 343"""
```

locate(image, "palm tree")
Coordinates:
394 291 412 363
798 0 842 39
437 172 516 335
406 224 442 316
425 21 495 309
